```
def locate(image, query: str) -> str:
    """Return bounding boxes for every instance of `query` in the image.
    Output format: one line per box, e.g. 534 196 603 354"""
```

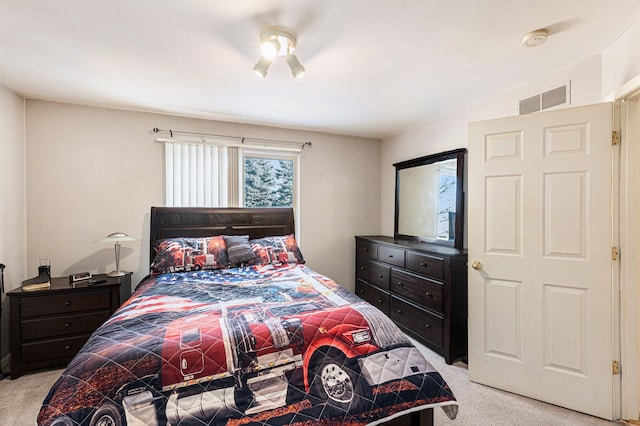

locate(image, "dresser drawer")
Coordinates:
21 334 92 363
356 239 378 260
355 280 390 314
390 296 443 349
21 310 111 341
356 258 390 290
406 251 444 280
378 245 405 267
391 269 444 314
20 290 112 318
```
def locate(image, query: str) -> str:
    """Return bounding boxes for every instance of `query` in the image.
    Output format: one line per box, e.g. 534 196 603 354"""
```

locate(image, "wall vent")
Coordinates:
519 82 571 115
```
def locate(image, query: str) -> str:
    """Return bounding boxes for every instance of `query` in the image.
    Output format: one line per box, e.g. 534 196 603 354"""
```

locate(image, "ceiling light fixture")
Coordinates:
521 29 549 47
253 26 305 78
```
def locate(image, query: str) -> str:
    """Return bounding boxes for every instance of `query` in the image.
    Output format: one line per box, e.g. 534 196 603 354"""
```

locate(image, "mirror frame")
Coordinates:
393 148 466 249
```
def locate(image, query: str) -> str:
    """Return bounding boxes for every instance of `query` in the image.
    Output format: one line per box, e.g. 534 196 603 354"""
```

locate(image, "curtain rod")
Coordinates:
150 127 312 150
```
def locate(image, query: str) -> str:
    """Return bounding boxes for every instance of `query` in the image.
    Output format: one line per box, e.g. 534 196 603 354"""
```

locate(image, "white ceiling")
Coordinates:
2 0 639 139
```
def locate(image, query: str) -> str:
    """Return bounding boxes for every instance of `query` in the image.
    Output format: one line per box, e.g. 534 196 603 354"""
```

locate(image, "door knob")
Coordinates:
471 261 483 270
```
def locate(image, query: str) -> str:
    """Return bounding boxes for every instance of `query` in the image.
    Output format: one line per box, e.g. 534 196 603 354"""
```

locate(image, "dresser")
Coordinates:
355 236 467 364
8 273 129 379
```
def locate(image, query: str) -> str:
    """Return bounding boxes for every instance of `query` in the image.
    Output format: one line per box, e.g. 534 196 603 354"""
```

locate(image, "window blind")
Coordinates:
164 142 238 207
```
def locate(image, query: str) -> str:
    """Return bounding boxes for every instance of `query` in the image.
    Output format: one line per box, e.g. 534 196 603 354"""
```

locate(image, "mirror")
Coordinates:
394 148 466 249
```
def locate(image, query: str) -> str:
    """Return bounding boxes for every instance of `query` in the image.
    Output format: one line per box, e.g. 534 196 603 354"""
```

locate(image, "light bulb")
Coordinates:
261 38 281 60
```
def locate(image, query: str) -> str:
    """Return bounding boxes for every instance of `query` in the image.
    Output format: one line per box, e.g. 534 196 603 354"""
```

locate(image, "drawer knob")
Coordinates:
64 345 72 350
63 300 71 306
425 292 432 297
425 324 432 329
388 254 393 258
397 281 404 286
64 323 71 328
419 262 428 268
377 299 383 304
358 289 365 294
396 309 403 314
378 274 384 278
363 248 369 252
360 266 365 271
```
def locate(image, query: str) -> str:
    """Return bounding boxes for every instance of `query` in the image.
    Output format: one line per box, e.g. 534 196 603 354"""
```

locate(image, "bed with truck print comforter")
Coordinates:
37 263 457 426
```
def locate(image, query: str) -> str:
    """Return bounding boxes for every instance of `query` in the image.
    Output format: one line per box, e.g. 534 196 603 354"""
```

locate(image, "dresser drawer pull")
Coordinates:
425 292 432 297
359 266 365 271
396 309 403 314
363 248 369 252
419 262 428 268
388 254 393 258
64 323 71 328
64 345 72 350
358 289 365 294
397 281 404 286
425 324 432 329
377 299 384 304
63 300 72 306
378 274 384 279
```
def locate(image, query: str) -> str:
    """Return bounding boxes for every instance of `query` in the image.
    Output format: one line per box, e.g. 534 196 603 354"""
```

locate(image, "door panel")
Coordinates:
468 102 616 419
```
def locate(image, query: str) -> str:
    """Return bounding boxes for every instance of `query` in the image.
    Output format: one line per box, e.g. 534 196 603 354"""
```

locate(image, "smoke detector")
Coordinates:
521 29 549 47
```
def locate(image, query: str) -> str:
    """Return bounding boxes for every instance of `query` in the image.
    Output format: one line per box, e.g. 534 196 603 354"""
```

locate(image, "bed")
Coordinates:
37 207 458 426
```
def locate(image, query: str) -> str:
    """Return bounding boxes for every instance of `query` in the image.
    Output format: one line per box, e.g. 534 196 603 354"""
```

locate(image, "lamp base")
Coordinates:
106 270 126 277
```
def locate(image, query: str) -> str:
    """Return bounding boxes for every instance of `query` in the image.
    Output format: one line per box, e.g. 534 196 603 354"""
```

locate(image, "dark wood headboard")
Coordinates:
149 207 296 264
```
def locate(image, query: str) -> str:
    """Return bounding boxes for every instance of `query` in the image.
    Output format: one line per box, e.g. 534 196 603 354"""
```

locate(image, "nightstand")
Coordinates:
7 273 130 379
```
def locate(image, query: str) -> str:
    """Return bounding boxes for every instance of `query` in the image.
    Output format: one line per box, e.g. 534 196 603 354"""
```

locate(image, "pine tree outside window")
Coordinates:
242 152 297 208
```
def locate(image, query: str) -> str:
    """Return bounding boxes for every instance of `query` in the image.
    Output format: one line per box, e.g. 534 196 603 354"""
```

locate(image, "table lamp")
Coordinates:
98 231 138 277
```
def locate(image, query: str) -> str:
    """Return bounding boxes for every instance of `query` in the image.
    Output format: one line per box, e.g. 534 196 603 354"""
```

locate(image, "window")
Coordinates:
163 141 299 210
243 153 296 208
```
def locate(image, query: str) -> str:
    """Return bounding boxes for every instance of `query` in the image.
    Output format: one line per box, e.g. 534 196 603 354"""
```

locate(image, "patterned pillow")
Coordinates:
150 236 229 275
247 234 305 266
223 235 256 265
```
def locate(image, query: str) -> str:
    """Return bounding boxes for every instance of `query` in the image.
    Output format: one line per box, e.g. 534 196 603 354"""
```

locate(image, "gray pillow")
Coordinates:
224 235 256 265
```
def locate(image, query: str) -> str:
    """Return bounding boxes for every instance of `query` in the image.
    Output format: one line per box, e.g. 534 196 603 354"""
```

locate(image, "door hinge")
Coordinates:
613 360 621 375
612 130 620 146
612 246 619 261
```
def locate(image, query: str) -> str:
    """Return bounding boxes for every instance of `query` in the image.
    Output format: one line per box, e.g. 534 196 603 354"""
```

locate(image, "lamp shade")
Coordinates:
286 54 305 78
97 231 138 277
97 231 138 244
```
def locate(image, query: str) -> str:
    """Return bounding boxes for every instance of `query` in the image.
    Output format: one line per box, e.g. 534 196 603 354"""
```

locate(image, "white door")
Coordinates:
468 102 618 420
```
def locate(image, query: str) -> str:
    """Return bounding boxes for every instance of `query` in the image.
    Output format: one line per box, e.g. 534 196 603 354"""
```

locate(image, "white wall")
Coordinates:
380 54 604 237
24 101 381 295
0 84 25 362
602 18 640 98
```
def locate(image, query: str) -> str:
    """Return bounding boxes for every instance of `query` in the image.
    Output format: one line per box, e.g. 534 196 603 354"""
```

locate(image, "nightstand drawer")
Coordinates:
391 269 444 314
390 296 443 349
356 258 390 290
356 240 378 260
21 310 111 341
20 290 112 318
378 245 405 267
406 251 444 280
21 334 92 363
355 280 390 314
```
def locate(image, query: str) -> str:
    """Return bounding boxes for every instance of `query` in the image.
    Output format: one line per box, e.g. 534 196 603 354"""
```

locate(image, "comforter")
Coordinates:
38 264 457 425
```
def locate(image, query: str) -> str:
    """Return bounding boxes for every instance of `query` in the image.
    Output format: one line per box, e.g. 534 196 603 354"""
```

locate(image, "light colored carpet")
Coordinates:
409 339 620 426
0 341 623 425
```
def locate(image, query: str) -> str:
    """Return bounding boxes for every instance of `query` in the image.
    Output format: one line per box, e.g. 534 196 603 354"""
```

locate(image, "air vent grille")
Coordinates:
519 82 570 115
